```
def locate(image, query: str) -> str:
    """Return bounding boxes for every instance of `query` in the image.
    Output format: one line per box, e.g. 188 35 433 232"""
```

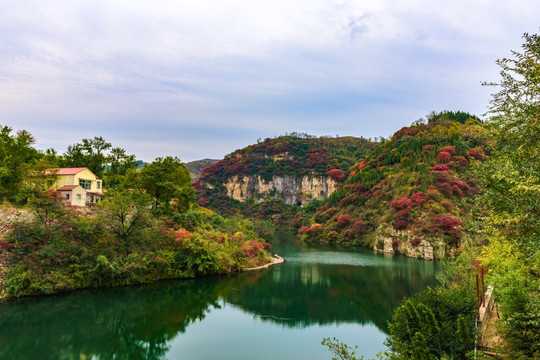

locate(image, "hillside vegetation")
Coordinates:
292 112 492 259
195 133 375 222
186 158 219 181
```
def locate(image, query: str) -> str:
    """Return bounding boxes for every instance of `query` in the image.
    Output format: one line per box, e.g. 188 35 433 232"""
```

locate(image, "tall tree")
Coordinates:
480 32 540 358
103 147 139 189
0 125 40 202
140 156 193 212
98 189 152 254
62 136 112 178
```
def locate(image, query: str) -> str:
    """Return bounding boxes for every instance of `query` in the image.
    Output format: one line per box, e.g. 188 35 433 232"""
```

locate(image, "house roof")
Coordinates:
57 185 80 191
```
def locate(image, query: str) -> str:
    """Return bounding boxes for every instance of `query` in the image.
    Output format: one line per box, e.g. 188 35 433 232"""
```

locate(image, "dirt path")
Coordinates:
479 297 505 358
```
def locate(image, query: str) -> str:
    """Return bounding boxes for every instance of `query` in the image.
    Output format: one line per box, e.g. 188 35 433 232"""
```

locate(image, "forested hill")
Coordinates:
186 158 219 181
298 111 492 259
194 134 375 221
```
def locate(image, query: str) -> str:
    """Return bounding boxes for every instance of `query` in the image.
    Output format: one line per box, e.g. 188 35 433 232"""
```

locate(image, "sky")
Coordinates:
1 0 539 162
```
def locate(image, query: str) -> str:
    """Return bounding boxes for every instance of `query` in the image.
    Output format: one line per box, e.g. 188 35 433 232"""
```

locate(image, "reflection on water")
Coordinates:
0 232 437 359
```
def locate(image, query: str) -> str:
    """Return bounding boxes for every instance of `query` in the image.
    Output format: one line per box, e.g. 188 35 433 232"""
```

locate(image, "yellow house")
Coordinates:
46 167 104 207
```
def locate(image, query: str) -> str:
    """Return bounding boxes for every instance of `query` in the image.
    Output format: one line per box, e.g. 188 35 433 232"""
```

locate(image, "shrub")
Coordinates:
307 224 323 236
394 219 408 230
348 219 366 239
327 169 346 182
431 164 451 172
439 145 456 155
410 192 426 205
336 214 352 226
387 286 476 359
449 156 469 168
391 197 412 210
466 147 486 161
437 151 451 163
433 213 464 234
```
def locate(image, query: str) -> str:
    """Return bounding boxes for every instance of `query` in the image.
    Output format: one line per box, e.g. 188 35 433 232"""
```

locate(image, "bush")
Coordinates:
386 285 476 359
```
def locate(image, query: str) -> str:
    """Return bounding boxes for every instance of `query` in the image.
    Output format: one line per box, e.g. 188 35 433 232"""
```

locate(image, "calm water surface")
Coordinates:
0 232 438 359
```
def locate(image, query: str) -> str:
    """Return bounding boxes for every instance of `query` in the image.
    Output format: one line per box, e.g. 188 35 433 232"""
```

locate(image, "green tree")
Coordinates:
103 147 138 188
62 136 112 178
98 190 153 255
140 156 193 212
0 126 40 203
480 32 540 358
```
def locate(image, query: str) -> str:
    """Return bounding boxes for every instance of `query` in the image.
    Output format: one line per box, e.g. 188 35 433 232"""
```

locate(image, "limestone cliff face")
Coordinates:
372 226 454 260
224 175 337 205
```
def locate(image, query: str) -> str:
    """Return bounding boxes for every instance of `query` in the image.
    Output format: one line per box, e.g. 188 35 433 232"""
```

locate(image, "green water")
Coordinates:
0 233 438 359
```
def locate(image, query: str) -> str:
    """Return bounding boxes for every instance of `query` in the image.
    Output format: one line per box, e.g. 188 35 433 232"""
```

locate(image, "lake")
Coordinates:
0 232 438 359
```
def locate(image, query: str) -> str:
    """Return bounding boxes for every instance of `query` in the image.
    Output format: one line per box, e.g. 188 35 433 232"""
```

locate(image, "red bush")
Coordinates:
242 241 264 258
439 145 456 155
410 192 426 205
348 219 366 239
327 169 346 182
423 144 435 153
336 214 352 225
431 164 451 172
354 184 366 193
433 213 464 233
339 194 356 207
436 182 453 197
437 151 451 163
452 185 464 197
391 197 412 210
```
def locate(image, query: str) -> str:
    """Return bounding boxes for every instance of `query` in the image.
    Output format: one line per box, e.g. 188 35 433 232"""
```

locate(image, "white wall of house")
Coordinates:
58 186 87 207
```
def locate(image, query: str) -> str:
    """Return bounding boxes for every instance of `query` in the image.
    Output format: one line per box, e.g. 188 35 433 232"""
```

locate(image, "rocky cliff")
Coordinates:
224 174 337 205
194 134 374 220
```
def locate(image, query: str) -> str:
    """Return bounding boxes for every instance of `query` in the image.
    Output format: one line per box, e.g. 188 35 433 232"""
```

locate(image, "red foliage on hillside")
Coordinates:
410 192 426 205
431 164 451 172
327 169 346 182
391 197 412 210
336 214 351 225
439 145 456 155
437 151 451 163
433 213 464 234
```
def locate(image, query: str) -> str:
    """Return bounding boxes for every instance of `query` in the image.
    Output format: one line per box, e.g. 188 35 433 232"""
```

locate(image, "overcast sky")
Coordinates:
1 1 539 162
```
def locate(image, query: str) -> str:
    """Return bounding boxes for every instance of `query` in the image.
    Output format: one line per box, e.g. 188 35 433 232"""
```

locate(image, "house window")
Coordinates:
79 179 92 190
97 181 101 189
77 194 82 200
65 194 70 200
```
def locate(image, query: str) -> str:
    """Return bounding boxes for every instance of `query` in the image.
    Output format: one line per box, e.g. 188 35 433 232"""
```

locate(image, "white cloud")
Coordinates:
1 0 539 160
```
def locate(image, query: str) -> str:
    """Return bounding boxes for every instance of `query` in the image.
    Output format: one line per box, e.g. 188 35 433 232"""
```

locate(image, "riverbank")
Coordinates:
0 252 8 301
243 254 284 271
0 253 283 301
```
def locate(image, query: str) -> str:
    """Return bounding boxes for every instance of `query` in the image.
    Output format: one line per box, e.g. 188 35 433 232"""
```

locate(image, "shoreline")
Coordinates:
0 253 285 301
243 254 284 271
